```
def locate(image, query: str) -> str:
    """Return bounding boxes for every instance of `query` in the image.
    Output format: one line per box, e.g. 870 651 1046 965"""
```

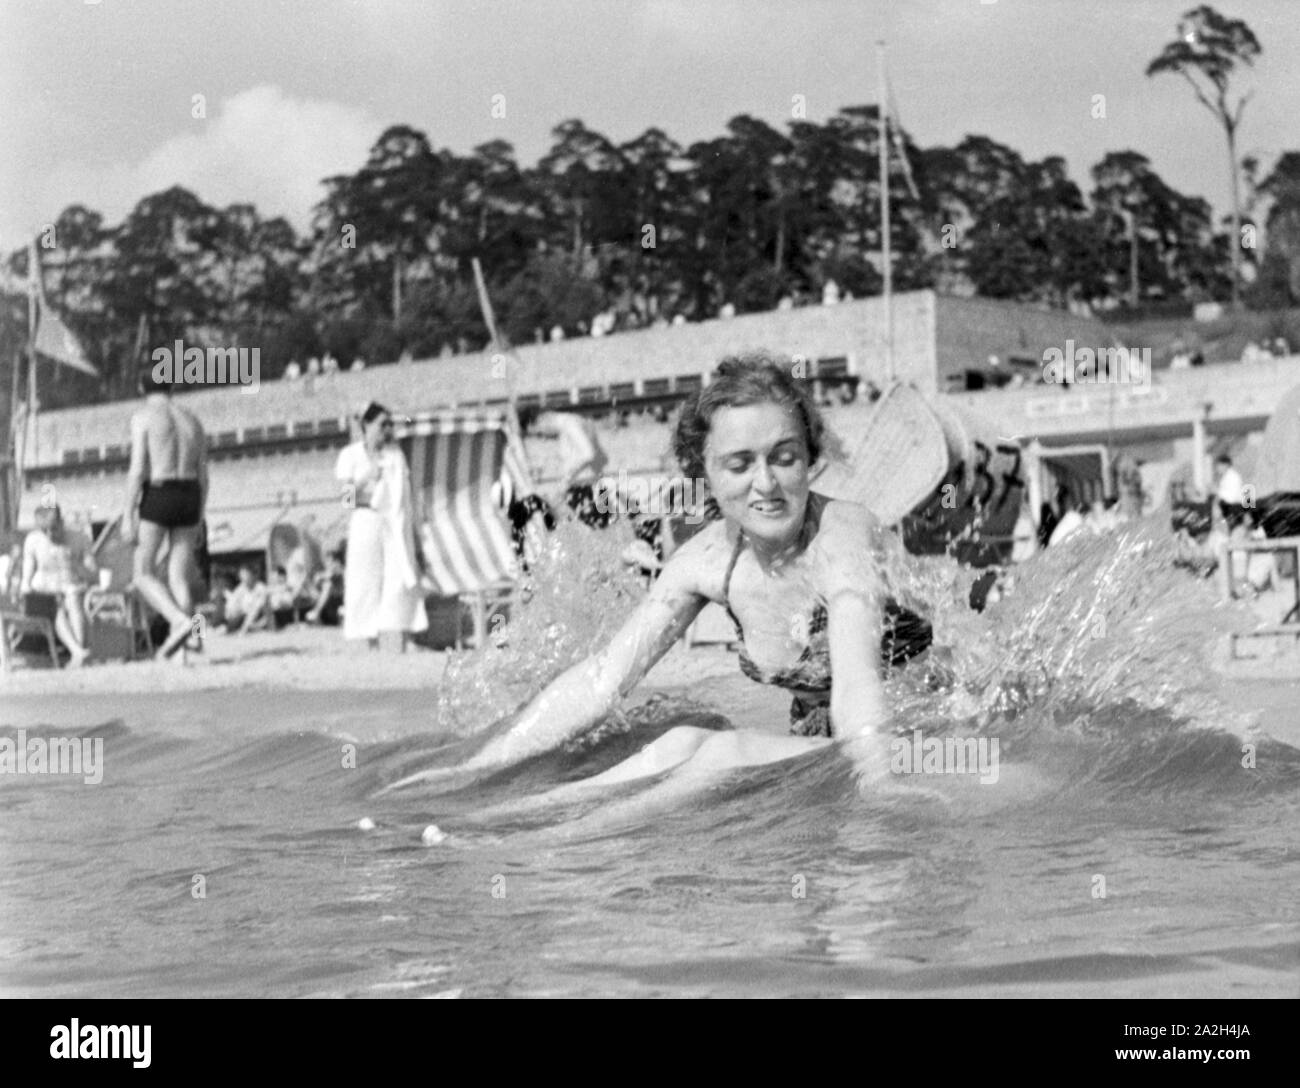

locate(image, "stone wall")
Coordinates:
24 290 939 468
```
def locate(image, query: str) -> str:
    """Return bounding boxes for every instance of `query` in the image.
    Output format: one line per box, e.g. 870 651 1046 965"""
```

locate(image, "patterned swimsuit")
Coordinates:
719 529 933 737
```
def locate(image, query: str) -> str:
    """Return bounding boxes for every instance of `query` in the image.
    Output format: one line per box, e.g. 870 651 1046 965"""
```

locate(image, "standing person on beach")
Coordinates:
121 370 209 659
335 402 428 650
1213 454 1247 529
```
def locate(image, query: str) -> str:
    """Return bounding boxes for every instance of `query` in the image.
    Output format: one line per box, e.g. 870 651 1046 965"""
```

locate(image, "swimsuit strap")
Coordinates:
720 529 747 635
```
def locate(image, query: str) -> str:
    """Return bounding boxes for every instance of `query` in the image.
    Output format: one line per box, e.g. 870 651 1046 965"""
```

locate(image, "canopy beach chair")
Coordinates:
396 407 536 649
813 381 1025 567
266 520 326 626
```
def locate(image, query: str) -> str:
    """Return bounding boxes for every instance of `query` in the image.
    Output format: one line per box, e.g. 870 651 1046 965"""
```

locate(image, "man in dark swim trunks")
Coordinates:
121 368 209 659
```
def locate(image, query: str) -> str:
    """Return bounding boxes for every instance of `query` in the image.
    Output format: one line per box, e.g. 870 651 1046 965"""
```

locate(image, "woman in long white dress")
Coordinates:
335 403 428 649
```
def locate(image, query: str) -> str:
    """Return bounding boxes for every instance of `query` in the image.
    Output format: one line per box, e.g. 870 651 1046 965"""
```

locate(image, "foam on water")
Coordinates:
432 519 648 739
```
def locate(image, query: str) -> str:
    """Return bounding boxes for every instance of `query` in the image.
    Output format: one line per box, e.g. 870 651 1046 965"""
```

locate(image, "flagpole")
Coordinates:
5 349 19 533
132 312 148 397
877 40 894 384
472 256 516 405
25 242 39 487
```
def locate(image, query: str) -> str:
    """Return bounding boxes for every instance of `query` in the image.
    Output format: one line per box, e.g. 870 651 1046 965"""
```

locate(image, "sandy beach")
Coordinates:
4 620 1298 749
0 622 737 694
0 624 789 739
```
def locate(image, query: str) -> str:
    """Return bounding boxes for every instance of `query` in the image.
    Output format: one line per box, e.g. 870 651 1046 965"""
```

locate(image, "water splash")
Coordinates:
434 507 1265 771
885 516 1260 741
432 518 648 737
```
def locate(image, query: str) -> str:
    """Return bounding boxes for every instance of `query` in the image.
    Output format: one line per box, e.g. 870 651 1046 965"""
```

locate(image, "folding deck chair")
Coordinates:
85 517 154 660
1225 534 1300 658
0 591 62 673
397 408 535 650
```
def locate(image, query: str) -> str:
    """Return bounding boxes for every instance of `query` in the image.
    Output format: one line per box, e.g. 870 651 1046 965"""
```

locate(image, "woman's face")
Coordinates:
364 414 393 446
704 401 813 546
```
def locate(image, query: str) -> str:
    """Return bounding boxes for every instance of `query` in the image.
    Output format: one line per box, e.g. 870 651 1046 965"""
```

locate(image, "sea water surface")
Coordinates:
2 522 1298 997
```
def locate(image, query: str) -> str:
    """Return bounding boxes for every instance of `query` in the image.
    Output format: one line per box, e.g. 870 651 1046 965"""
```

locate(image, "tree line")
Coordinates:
4 11 1298 411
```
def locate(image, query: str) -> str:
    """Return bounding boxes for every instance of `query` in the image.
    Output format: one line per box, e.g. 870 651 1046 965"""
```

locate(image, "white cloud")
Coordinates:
43 85 380 235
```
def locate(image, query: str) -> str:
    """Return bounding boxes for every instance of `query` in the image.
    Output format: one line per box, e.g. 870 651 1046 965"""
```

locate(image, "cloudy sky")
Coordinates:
1 0 1295 251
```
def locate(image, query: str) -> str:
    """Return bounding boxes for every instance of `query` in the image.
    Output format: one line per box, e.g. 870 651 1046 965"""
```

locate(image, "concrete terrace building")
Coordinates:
17 289 1295 558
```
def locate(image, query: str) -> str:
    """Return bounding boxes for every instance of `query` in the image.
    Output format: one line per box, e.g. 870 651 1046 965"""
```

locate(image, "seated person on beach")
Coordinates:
223 565 270 634
1213 454 1248 530
267 567 299 624
618 489 670 582
1048 493 1089 547
1212 512 1277 600
623 515 665 579
1172 502 1274 592
520 408 613 529
451 355 933 785
306 551 345 625
506 493 557 573
206 573 231 628
19 504 96 665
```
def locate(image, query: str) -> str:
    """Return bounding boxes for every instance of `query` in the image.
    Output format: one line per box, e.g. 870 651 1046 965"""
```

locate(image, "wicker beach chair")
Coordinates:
267 521 325 626
813 381 1024 569
397 407 536 650
812 381 951 525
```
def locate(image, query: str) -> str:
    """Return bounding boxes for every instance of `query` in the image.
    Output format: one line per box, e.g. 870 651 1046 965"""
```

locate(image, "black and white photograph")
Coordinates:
0 0 1296 1033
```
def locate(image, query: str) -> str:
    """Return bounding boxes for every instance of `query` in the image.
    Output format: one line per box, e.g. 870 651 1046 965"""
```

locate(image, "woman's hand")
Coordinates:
831 680 887 741
348 479 375 509
839 728 898 787
465 567 707 774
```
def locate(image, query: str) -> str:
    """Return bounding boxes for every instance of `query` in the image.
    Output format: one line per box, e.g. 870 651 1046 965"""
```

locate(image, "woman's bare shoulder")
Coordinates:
647 519 733 603
810 497 885 597
816 496 881 539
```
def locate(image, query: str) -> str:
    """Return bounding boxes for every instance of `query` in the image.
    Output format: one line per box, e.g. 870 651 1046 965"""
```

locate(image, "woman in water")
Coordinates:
453 354 931 784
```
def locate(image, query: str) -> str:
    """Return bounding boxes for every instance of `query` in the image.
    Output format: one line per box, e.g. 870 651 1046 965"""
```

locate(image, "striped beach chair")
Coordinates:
396 408 535 649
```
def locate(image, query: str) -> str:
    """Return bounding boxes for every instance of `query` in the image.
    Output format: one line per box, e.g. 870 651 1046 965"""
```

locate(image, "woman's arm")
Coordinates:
818 502 889 740
465 552 709 770
336 446 377 508
20 535 38 595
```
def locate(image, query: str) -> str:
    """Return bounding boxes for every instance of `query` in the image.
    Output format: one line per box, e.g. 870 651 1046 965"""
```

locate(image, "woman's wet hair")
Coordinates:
672 353 826 483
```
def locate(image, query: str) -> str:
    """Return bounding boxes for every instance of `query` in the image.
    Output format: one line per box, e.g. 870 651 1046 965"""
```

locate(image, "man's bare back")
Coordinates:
134 399 206 482
123 390 209 659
